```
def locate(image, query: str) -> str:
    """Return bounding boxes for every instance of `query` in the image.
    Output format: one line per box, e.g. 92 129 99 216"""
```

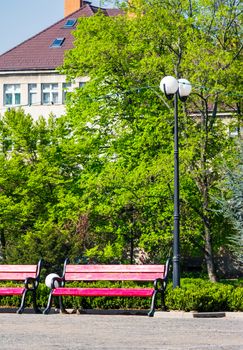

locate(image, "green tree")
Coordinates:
61 0 242 280
218 140 243 264
0 109 86 270
178 0 242 280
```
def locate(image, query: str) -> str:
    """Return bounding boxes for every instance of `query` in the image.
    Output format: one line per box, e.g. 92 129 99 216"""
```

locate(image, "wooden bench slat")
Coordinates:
0 272 36 280
52 287 154 297
0 265 37 272
65 272 164 281
0 287 25 296
66 265 165 273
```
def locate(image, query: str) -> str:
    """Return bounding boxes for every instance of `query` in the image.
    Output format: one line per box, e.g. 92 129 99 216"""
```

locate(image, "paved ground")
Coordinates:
0 311 242 350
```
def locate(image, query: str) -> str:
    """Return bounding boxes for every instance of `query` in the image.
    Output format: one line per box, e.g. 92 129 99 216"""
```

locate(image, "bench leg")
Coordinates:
17 289 28 314
43 292 53 315
148 290 158 317
161 289 167 311
32 290 42 314
59 296 68 314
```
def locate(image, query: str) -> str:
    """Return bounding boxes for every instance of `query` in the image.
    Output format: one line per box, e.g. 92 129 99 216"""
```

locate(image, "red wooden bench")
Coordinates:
43 258 170 316
0 260 42 314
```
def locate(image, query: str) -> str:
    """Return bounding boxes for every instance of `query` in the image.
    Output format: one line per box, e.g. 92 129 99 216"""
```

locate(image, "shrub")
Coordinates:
0 279 242 312
165 279 241 312
228 288 243 311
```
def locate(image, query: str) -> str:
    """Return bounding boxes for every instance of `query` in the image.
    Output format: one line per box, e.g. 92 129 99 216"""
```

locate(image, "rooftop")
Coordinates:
0 3 122 72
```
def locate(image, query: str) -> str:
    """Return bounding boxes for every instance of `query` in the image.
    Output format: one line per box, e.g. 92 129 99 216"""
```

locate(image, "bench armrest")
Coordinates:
50 276 65 289
153 278 166 291
24 277 38 290
164 258 171 281
153 258 171 291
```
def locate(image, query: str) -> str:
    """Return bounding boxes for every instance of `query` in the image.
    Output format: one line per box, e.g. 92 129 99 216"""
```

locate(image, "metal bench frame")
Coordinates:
44 258 170 316
0 260 42 314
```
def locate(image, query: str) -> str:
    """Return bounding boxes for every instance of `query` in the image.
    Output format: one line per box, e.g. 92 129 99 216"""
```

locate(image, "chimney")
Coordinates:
64 0 83 17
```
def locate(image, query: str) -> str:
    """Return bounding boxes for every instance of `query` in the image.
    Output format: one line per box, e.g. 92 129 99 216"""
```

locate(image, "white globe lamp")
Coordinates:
178 78 192 101
45 273 60 288
159 76 179 98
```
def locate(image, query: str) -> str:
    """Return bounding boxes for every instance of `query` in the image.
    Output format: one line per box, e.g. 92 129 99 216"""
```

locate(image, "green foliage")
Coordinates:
217 140 243 263
0 1 242 280
60 0 242 277
0 110 85 269
165 279 243 311
182 279 242 311
227 287 243 311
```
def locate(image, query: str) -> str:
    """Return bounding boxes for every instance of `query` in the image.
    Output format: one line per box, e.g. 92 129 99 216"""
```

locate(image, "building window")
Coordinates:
63 19 76 28
4 84 21 106
28 84 38 105
50 38 65 48
42 83 59 105
62 82 72 103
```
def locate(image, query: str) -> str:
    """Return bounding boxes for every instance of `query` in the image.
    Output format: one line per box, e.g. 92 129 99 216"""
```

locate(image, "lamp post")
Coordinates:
159 76 192 288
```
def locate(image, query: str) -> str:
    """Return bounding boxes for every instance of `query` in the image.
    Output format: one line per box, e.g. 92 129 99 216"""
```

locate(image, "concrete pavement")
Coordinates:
0 310 242 349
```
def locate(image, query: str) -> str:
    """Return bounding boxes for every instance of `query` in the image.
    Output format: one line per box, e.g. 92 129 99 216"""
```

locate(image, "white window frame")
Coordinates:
28 83 38 106
4 84 21 106
42 83 59 105
62 82 72 103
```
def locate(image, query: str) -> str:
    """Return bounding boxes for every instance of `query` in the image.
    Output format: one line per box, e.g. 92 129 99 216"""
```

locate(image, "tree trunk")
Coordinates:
199 107 218 282
0 229 6 261
130 229 134 264
204 225 217 282
201 174 218 282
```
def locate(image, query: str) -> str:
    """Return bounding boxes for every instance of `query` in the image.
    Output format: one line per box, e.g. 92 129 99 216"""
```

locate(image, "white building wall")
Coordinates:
0 70 89 120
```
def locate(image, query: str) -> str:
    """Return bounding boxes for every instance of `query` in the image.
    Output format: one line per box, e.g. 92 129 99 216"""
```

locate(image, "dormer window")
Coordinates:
51 38 65 48
63 19 77 28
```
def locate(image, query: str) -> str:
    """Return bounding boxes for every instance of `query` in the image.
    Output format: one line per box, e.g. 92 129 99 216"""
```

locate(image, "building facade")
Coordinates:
0 0 121 119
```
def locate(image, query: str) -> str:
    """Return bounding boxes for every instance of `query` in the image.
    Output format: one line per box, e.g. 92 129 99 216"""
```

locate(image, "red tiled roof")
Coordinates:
0 4 122 72
105 9 123 16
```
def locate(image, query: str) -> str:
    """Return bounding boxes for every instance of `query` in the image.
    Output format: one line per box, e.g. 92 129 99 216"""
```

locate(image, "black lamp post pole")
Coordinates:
161 76 191 289
173 92 180 288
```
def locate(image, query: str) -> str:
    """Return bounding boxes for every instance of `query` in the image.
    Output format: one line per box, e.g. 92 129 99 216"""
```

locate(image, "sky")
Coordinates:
0 0 113 55
0 0 63 54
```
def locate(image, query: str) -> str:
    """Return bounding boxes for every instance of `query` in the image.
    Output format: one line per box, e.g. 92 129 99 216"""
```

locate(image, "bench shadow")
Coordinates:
75 309 148 316
0 307 148 315
0 307 58 314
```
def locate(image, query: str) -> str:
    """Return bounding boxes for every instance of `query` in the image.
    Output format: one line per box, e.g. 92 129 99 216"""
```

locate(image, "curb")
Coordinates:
193 312 225 318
